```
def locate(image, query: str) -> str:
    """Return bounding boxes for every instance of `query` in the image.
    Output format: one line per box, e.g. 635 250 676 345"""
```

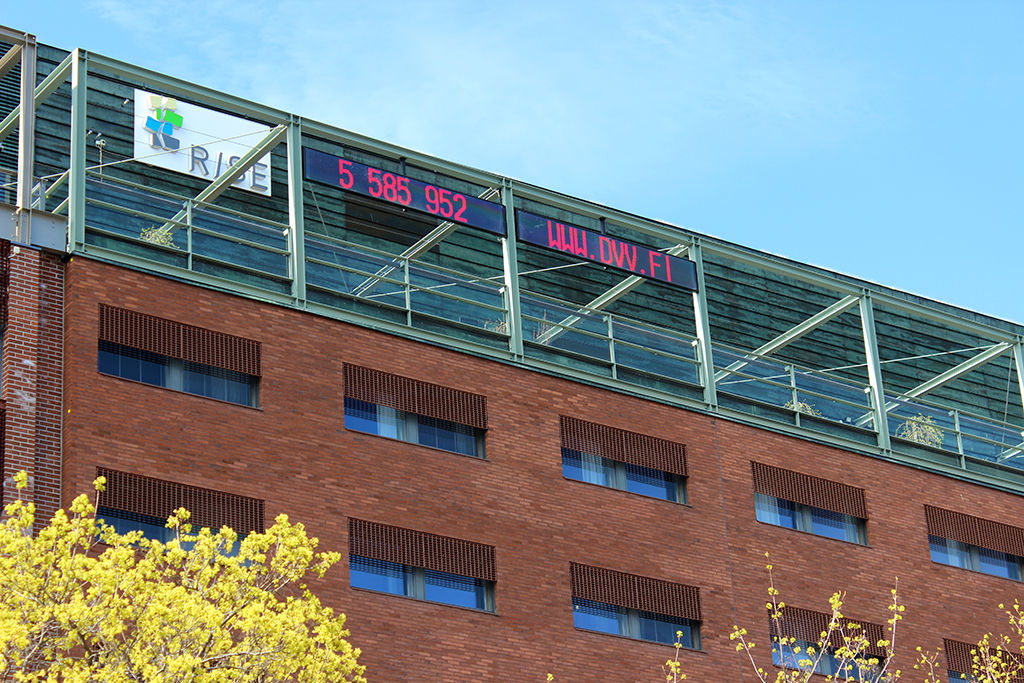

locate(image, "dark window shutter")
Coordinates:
98 304 262 377
569 563 701 621
751 461 867 518
770 606 886 657
944 638 1024 682
348 518 496 582
560 416 687 476
95 468 264 534
925 505 1024 557
343 364 487 429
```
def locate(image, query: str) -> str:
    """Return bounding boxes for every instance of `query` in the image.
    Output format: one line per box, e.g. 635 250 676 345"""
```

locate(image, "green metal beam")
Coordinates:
68 49 87 252
0 52 73 146
502 181 524 358
903 342 1012 399
286 118 306 304
714 294 860 382
350 186 501 298
690 240 717 409
0 43 21 81
155 124 287 235
533 244 690 346
859 293 890 449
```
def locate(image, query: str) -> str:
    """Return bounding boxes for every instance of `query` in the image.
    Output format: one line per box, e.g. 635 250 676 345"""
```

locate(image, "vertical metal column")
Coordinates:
68 49 88 252
689 240 717 409
501 180 524 359
859 292 891 450
15 31 36 243
286 117 306 305
1014 340 1024 427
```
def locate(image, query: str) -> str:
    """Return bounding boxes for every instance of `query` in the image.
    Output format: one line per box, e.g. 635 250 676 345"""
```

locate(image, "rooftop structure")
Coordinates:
1 25 1022 682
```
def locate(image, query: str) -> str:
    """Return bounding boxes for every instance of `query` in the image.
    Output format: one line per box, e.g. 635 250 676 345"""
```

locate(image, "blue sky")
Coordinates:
9 1 1023 323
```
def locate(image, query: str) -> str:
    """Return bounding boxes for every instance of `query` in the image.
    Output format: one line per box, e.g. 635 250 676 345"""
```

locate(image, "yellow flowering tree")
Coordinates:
0 472 365 683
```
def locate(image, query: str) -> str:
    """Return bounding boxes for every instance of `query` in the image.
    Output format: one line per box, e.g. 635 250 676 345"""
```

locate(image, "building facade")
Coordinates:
2 26 1024 682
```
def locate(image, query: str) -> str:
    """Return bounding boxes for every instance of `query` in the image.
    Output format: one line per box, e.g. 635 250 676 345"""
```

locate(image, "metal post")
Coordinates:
1014 341 1024 427
951 409 965 467
859 292 891 450
15 32 36 243
286 117 306 305
689 240 717 409
501 180 524 359
607 314 617 380
789 364 800 428
68 49 88 252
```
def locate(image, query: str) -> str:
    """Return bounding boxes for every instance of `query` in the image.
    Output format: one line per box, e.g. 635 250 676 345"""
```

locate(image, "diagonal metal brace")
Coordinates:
855 341 1013 427
533 244 690 346
351 186 501 298
0 52 73 145
0 43 22 81
153 124 287 236
714 294 860 382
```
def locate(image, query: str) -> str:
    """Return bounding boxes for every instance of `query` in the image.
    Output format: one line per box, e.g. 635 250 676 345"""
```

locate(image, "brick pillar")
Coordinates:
2 246 63 532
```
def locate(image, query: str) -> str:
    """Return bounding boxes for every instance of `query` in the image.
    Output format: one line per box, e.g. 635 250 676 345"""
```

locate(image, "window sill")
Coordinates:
754 520 871 549
97 371 262 411
562 476 691 507
349 585 500 616
573 627 703 652
343 426 490 462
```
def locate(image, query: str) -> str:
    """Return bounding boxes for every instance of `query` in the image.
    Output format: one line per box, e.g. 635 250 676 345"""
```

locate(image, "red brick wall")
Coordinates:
60 257 1024 682
2 247 63 531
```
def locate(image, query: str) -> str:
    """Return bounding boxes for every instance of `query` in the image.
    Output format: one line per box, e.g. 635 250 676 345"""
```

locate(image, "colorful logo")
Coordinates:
144 95 183 152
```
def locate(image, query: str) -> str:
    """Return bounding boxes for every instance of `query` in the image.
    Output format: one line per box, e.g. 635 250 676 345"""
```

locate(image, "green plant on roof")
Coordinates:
896 413 945 448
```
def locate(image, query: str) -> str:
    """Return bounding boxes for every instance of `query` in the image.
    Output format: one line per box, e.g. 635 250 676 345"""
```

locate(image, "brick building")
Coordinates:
2 26 1023 682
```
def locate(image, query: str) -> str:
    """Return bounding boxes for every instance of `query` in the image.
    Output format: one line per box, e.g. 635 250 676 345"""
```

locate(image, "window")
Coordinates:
770 606 885 677
97 305 261 407
348 519 496 612
560 416 687 503
95 467 264 553
772 638 843 676
751 462 868 545
755 493 866 544
343 364 487 457
926 506 1024 582
569 563 701 648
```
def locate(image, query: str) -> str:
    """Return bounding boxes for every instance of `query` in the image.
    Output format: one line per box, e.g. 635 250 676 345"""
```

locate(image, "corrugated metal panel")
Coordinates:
925 505 1024 557
770 606 885 657
343 364 487 429
569 562 701 621
560 415 687 476
349 518 496 582
96 467 264 535
98 304 262 376
944 639 1024 682
751 461 867 519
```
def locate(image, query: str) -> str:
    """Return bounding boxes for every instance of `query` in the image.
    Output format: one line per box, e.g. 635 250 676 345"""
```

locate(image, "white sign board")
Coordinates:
132 89 273 197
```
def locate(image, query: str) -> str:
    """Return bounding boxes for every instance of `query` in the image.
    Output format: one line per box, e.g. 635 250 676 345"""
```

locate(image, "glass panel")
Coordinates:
809 507 863 544
978 547 1021 580
417 415 478 456
772 638 833 673
755 493 798 529
637 610 692 646
624 463 678 502
562 450 615 487
572 598 627 635
349 555 409 596
423 569 490 610
343 397 402 438
97 507 174 543
929 535 973 569
182 361 254 406
98 341 168 387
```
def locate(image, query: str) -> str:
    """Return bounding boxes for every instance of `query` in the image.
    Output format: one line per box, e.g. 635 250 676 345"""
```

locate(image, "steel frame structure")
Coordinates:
3 28 1024 494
